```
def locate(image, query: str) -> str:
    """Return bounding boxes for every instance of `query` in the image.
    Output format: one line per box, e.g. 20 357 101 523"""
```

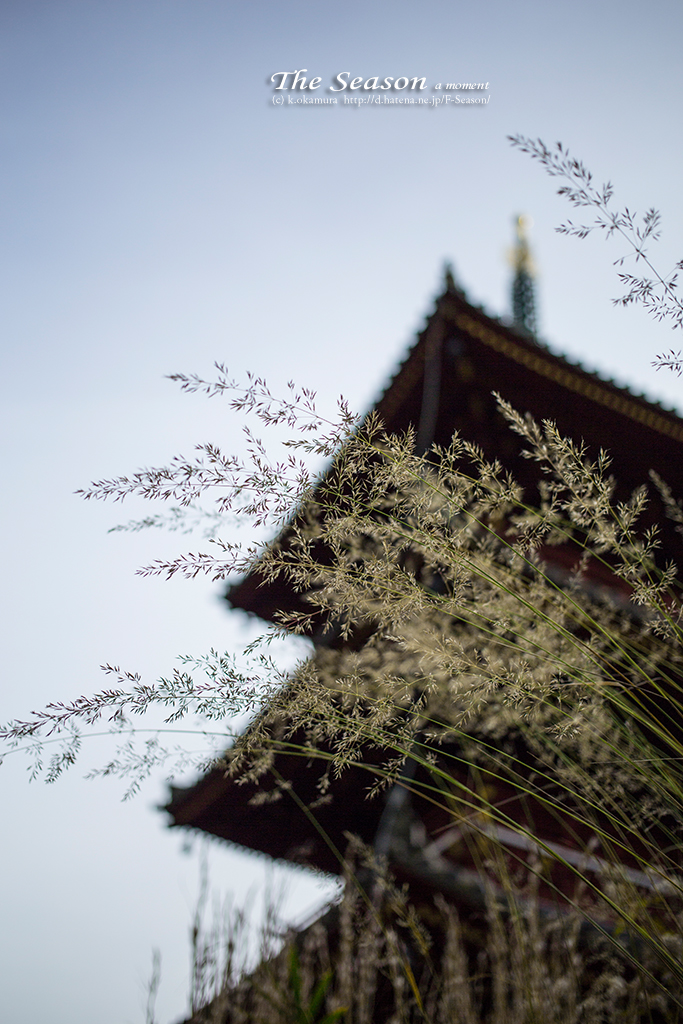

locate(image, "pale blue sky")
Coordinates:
1 2 682 1021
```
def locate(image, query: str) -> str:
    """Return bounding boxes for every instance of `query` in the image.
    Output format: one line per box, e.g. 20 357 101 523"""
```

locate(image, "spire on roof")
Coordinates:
510 215 538 338
443 261 465 298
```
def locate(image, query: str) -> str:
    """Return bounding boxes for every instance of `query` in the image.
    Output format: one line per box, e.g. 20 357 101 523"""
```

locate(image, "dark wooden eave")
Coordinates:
164 740 388 875
226 282 683 624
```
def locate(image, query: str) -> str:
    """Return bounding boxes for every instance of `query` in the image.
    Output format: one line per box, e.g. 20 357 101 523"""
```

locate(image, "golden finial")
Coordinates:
509 215 536 276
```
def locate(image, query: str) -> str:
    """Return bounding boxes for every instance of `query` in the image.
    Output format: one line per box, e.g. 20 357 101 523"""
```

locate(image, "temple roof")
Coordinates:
225 272 683 624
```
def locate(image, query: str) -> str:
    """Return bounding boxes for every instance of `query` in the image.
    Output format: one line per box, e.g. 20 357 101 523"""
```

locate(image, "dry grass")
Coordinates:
184 854 683 1024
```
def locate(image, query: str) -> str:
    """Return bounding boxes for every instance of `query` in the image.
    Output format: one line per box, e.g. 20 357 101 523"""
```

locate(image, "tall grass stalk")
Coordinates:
2 371 683 1012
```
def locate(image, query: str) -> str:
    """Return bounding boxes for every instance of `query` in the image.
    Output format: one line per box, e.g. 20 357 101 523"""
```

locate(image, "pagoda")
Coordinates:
166 265 683 926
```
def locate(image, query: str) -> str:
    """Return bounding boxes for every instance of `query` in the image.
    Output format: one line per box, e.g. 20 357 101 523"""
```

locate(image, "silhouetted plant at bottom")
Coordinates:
185 845 682 1024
